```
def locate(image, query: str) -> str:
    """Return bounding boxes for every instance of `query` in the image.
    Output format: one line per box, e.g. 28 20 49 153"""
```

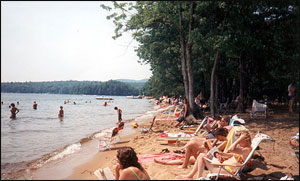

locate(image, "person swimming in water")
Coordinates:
33 101 38 109
10 103 19 119
58 106 64 118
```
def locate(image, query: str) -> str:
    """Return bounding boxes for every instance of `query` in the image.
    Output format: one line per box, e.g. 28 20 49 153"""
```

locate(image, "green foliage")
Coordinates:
101 2 299 103
1 80 140 96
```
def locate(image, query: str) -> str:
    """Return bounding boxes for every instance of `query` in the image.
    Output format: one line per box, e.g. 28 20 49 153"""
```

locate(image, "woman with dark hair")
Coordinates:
115 147 150 180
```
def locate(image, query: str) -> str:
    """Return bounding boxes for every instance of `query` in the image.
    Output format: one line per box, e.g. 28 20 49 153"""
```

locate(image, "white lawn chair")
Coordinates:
250 100 267 119
203 132 274 180
98 127 121 151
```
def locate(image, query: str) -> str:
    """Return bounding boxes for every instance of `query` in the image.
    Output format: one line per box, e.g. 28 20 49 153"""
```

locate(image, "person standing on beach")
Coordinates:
103 101 108 106
288 82 296 113
10 103 19 119
58 106 64 118
33 101 38 109
114 107 122 123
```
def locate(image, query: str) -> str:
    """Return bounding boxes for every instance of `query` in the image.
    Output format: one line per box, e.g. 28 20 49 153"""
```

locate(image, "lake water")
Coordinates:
1 93 157 180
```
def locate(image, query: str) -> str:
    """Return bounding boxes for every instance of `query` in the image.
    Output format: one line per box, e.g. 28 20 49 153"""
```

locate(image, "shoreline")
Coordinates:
1 98 158 180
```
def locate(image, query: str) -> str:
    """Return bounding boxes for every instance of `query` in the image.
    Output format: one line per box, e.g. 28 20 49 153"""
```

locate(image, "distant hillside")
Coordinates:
1 80 139 96
115 79 148 90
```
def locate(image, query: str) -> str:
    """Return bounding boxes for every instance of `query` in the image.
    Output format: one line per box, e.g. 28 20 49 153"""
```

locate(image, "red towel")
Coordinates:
137 153 184 164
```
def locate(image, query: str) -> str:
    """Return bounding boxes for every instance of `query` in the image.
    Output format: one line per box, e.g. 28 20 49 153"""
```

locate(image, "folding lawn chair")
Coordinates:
203 132 274 180
98 127 121 151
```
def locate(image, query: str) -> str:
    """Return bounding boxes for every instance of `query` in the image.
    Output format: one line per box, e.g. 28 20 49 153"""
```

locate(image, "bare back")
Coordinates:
120 166 150 180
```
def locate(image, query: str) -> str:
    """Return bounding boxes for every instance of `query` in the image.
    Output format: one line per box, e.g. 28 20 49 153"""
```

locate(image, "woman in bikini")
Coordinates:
154 128 229 168
115 147 150 180
10 103 19 119
182 131 252 179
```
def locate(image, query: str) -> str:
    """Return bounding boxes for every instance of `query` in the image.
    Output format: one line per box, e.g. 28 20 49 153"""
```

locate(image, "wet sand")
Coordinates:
64 104 299 180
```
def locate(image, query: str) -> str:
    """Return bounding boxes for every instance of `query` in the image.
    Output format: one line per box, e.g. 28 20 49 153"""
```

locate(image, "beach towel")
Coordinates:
157 132 194 138
137 153 185 164
154 118 178 121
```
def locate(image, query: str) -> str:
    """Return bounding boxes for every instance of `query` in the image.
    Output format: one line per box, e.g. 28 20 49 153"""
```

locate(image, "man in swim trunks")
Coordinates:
33 101 38 109
288 82 296 113
114 107 122 122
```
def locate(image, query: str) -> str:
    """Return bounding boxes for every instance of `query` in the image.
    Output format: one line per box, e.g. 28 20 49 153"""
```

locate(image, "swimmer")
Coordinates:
58 106 64 118
33 101 38 109
10 103 19 119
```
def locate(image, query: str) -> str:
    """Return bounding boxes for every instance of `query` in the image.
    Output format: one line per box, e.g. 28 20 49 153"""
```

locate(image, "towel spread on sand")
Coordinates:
157 132 194 138
137 153 185 164
154 118 178 121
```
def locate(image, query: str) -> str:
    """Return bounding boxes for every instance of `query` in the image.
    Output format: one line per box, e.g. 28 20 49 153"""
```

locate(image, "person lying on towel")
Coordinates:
154 128 229 169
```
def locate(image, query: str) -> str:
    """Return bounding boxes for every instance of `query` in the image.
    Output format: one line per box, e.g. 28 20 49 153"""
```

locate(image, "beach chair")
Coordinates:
141 116 156 133
205 132 274 180
155 117 215 143
250 100 267 119
98 127 120 151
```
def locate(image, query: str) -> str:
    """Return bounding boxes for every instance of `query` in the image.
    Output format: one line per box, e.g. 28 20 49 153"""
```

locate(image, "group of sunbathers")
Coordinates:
154 115 252 179
114 114 252 180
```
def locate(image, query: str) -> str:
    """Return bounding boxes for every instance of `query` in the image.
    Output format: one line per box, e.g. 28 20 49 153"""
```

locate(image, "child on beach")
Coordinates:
58 106 64 118
33 101 37 109
115 147 150 180
10 103 19 119
114 107 122 122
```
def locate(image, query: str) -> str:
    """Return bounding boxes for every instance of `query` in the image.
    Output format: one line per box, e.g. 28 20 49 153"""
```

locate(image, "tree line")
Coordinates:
1 80 140 96
102 1 299 117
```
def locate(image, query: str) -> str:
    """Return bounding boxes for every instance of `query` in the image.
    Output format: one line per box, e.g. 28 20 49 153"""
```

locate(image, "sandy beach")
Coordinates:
64 104 299 180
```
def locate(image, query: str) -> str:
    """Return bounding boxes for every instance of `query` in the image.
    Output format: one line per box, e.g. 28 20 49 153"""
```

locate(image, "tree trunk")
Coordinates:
237 52 245 112
178 4 189 101
186 1 196 112
215 74 219 114
210 50 220 117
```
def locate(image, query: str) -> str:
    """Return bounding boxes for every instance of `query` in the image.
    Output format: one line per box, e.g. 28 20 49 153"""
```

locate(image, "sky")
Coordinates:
1 1 152 82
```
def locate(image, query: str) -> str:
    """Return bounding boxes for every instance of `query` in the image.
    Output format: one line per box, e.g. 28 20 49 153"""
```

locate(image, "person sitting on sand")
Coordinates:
175 98 188 127
103 101 107 106
33 101 38 109
114 107 122 123
115 147 151 180
182 131 252 179
10 103 19 119
58 106 64 118
176 127 229 169
154 128 229 167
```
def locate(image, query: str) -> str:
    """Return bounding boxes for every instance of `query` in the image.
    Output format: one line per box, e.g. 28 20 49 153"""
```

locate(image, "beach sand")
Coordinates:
64 104 299 180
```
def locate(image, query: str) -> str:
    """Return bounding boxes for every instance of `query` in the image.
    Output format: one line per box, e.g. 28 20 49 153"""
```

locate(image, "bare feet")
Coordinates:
154 158 165 165
177 165 187 169
182 174 193 179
